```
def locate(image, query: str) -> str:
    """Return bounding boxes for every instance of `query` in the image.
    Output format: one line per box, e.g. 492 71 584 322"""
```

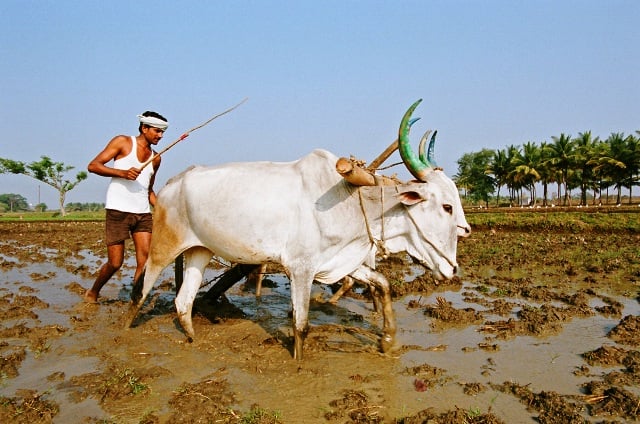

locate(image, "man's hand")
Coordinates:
124 167 142 180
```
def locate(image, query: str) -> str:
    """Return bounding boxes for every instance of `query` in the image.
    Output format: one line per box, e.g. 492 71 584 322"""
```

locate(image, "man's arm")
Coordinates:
148 155 162 207
88 135 141 180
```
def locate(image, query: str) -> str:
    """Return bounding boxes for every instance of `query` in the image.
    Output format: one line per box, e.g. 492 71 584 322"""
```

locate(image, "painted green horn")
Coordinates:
398 99 431 181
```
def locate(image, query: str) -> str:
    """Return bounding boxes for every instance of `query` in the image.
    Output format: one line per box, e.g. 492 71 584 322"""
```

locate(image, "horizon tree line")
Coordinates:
0 193 105 213
454 130 640 207
2 130 640 213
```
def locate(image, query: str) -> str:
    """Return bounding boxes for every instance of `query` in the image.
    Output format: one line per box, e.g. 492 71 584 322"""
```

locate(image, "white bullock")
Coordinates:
125 99 470 359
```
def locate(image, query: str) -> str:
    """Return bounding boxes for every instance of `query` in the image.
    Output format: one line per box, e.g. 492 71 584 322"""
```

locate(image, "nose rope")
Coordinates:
358 185 456 268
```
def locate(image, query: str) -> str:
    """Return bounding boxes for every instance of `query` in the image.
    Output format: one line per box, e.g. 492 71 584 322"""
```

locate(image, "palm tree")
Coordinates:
590 133 627 204
621 133 640 203
510 142 542 206
537 141 555 206
454 152 474 201
546 133 575 205
486 148 510 206
573 131 599 206
504 144 520 205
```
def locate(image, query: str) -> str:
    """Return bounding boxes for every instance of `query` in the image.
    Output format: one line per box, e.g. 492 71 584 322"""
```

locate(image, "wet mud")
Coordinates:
0 217 639 423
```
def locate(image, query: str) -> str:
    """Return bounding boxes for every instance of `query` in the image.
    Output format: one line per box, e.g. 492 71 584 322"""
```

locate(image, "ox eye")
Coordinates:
443 204 453 215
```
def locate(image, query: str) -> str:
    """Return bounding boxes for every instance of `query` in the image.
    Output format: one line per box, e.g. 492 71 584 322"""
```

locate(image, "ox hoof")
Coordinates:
380 333 396 354
186 336 194 343
122 305 141 330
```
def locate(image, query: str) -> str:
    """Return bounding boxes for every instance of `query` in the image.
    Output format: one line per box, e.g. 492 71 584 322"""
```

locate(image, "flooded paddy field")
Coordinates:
0 211 639 423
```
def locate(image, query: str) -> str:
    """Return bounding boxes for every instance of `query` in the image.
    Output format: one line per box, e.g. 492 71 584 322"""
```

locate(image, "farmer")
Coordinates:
84 111 168 303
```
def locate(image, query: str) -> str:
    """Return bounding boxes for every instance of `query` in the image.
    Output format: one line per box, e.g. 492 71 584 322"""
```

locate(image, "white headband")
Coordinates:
138 114 169 130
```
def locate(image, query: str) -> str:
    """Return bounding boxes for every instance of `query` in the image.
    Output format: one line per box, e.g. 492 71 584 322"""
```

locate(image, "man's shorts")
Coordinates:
105 209 153 246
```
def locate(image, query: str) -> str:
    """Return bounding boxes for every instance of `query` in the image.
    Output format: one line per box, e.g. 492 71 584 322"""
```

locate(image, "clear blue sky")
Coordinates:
1 0 638 207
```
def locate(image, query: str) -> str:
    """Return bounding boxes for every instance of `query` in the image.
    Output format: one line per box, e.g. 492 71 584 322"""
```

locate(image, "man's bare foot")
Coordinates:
84 289 99 304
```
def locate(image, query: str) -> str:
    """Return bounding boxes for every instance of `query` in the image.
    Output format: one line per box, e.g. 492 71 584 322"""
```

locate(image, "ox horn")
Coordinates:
418 129 438 168
398 99 433 181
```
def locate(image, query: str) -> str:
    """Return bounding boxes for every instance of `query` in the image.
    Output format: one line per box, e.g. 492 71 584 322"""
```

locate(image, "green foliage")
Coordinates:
0 193 29 212
455 149 496 206
240 406 283 424
463 130 640 207
65 202 105 212
0 210 104 222
0 156 87 216
466 210 640 233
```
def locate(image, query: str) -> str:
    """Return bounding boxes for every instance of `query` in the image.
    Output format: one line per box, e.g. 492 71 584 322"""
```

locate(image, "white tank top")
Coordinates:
105 136 155 213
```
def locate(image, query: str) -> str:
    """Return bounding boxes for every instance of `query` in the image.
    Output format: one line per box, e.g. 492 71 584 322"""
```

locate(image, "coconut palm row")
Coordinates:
454 131 640 207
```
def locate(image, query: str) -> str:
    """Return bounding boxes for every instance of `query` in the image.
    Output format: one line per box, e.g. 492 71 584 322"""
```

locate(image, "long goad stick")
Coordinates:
140 97 249 170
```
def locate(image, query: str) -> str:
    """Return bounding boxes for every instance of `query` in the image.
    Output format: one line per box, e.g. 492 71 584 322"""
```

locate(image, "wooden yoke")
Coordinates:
336 157 376 186
336 136 403 187
336 156 399 186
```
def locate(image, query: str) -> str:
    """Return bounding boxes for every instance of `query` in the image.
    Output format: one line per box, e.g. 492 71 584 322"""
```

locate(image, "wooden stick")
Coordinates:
140 97 248 170
368 117 422 171
367 139 398 171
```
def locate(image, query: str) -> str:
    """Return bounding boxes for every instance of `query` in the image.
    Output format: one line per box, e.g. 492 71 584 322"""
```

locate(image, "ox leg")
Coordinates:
350 266 397 353
203 264 260 302
124 259 167 329
247 264 267 297
326 276 356 304
326 276 380 313
289 272 314 360
175 246 213 342
368 284 382 313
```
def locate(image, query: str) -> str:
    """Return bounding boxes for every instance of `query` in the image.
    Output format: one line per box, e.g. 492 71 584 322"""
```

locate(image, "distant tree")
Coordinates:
537 141 555 206
510 141 542 206
65 202 83 212
622 133 640 203
0 156 87 216
486 148 510 206
573 131 599 206
64 202 105 212
0 193 29 212
503 145 520 205
546 133 576 205
594 133 630 204
455 149 495 207
34 203 48 212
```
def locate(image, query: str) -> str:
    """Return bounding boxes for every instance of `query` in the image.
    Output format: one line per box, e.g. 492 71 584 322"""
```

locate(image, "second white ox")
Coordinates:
125 100 470 359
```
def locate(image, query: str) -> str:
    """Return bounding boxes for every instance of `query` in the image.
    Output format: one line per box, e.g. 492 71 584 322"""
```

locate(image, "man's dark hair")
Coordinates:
138 111 168 132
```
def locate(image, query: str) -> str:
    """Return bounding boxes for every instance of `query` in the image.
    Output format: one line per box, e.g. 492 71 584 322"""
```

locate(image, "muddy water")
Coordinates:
2 218 640 423
2 249 638 423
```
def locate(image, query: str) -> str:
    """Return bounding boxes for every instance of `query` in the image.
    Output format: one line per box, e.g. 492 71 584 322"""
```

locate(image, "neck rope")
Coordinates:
357 186 389 258
356 185 457 269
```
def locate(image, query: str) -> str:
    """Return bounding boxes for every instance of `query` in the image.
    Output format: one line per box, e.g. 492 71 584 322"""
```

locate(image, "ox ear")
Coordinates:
396 190 426 206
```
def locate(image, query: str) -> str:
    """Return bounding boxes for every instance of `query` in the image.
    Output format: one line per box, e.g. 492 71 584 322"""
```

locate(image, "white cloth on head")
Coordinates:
137 114 168 130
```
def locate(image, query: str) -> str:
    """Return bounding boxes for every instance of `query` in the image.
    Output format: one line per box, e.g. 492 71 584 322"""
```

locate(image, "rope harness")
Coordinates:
356 185 458 270
358 186 390 259
402 201 458 269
